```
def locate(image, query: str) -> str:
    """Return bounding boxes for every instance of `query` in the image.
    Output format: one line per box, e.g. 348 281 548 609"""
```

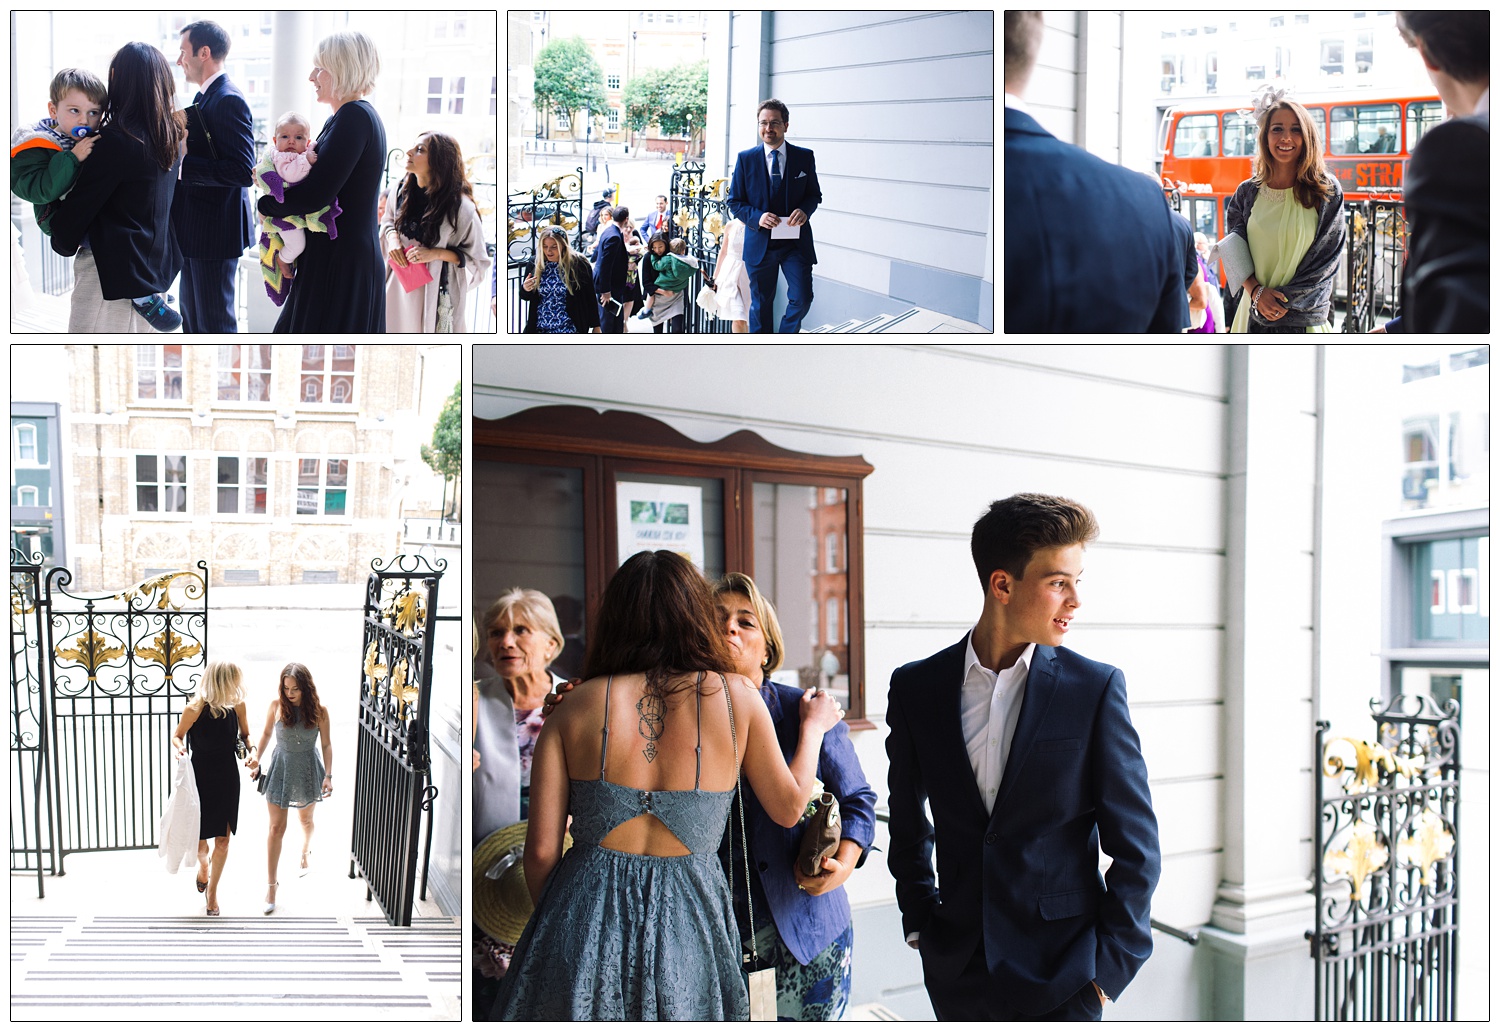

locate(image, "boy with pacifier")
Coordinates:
11 68 181 330
10 68 104 232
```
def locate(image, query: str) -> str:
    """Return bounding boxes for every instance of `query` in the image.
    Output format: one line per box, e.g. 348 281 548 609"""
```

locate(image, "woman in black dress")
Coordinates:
256 30 386 332
171 660 253 916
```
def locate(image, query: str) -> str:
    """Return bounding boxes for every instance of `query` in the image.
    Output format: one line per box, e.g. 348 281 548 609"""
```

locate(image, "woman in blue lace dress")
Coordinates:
519 226 601 332
493 550 844 1020
248 662 333 915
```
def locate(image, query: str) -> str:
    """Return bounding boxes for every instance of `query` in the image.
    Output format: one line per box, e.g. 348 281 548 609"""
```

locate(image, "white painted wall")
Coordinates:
471 345 1338 1014
476 344 1255 1015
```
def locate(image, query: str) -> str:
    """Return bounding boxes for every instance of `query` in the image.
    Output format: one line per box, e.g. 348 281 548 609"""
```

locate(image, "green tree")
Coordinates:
533 36 609 154
623 60 708 155
420 381 462 519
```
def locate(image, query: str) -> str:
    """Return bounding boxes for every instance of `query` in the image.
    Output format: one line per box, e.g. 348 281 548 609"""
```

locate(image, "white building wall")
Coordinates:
475 344 1289 1017
717 12 994 329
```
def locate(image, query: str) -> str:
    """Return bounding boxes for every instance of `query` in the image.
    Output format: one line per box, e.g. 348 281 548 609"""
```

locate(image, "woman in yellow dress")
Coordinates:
1225 92 1345 332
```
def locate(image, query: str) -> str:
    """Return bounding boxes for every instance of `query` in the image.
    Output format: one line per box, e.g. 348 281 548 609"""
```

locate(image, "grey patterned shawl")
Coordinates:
1224 174 1345 328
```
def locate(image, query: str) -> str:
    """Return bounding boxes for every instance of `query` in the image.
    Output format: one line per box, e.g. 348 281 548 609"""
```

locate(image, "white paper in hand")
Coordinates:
770 221 801 240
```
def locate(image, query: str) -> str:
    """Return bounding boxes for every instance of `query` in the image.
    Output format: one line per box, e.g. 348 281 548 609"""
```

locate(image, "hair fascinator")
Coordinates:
1238 83 1295 124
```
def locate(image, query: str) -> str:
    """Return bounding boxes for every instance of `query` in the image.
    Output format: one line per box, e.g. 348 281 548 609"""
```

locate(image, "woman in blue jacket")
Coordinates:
715 572 877 1020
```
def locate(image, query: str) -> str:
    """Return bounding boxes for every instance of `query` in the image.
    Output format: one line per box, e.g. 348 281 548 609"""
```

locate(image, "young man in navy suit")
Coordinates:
172 20 255 333
887 494 1160 1020
727 98 820 333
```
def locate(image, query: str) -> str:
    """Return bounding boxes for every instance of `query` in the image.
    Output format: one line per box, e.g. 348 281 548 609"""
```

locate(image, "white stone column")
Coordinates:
272 12 317 134
1199 344 1320 1019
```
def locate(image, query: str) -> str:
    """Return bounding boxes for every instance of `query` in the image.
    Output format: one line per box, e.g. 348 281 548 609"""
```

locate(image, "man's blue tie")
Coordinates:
770 148 782 201
193 92 203 105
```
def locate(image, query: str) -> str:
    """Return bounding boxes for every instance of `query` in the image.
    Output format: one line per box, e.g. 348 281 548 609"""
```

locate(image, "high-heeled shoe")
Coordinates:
263 882 278 915
206 901 220 917
196 862 208 893
299 850 312 877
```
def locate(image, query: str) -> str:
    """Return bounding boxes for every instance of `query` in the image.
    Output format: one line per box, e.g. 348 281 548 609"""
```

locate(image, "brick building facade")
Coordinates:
64 345 429 591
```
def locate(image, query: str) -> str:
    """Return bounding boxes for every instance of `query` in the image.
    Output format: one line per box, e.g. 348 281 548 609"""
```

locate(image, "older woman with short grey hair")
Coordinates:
474 587 564 841
473 587 565 1002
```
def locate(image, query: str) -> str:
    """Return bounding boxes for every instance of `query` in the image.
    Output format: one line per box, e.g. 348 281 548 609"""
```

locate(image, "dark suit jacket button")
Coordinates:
985 833 997 845
757 861 768 872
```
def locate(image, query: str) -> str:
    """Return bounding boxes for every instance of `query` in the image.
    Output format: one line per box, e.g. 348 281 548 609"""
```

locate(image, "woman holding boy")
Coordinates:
46 44 186 333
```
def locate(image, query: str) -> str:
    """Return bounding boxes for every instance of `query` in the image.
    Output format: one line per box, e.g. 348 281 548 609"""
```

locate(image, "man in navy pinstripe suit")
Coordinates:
172 21 255 333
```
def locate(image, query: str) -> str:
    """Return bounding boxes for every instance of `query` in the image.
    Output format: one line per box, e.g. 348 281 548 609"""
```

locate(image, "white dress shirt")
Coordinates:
195 70 224 100
960 633 1035 814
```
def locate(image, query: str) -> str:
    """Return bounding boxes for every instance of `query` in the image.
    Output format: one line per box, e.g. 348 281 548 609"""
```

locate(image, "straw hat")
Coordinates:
473 822 572 943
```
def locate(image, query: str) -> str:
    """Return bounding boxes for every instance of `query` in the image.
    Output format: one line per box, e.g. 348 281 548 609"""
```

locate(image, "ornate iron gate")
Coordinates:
10 550 208 897
669 159 733 333
349 555 444 926
506 167 585 332
1309 693 1459 1020
1341 200 1407 332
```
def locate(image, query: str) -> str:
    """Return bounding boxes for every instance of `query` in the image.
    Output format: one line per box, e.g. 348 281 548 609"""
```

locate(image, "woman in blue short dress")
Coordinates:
249 662 332 915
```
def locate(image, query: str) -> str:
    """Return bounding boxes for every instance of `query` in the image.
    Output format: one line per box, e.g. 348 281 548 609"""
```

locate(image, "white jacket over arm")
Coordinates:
157 752 201 873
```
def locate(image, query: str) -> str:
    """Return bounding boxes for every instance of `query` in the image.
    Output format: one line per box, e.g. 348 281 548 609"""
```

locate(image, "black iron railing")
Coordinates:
349 554 445 926
9 554 209 896
1309 694 1459 1020
668 159 734 333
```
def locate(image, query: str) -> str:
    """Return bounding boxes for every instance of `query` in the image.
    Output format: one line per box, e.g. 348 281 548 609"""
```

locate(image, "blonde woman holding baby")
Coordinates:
255 30 387 331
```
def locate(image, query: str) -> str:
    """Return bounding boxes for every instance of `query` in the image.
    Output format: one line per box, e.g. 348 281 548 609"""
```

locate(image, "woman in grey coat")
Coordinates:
381 132 492 332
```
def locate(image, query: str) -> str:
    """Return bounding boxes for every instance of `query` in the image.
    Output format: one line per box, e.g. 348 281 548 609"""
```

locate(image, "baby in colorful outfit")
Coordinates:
253 111 341 305
641 237 713 315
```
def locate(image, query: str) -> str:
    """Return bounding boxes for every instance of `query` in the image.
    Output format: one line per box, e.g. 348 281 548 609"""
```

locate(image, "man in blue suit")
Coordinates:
727 99 820 333
1004 12 1187 331
172 20 255 333
887 493 1160 1020
592 206 629 333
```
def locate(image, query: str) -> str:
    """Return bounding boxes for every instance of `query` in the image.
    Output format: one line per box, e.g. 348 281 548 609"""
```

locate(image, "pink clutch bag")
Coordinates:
388 257 433 293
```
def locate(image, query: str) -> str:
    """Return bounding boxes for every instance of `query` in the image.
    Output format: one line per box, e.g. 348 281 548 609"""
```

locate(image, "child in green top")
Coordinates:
11 68 182 331
636 236 715 319
10 68 106 235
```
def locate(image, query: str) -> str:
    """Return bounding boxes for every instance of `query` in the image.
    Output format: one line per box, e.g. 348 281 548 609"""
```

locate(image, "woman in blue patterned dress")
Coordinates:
248 662 333 915
519 226 600 332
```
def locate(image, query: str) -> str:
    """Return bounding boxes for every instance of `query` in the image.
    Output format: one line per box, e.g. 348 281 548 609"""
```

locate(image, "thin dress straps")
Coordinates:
694 672 704 789
599 674 613 780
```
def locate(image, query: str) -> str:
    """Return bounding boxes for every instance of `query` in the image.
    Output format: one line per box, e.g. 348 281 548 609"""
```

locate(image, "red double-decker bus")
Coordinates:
1157 91 1443 244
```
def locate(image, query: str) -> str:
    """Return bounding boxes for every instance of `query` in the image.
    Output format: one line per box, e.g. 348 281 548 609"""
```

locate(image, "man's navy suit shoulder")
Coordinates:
1005 107 1188 332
